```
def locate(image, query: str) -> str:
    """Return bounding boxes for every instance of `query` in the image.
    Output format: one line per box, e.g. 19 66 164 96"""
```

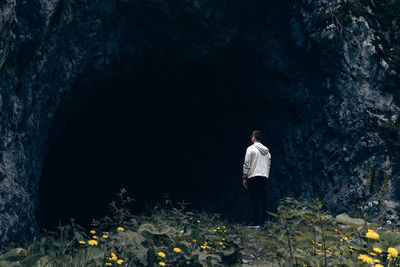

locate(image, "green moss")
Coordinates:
382 171 390 195
373 169 381 193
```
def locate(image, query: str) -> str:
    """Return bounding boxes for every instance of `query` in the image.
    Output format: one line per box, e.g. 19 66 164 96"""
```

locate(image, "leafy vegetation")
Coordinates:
259 197 400 266
0 190 241 266
2 191 400 266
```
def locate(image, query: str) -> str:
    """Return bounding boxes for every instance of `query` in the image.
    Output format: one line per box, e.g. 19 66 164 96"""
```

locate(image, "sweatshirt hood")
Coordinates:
254 142 269 155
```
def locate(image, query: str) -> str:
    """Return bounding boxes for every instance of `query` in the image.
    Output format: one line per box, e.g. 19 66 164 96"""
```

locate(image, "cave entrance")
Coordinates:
36 52 290 231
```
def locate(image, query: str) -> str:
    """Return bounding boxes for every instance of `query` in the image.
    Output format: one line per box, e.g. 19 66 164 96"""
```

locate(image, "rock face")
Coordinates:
1 0 400 243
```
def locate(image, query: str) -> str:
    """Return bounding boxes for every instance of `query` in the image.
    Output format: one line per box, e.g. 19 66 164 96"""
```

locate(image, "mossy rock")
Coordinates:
336 213 366 227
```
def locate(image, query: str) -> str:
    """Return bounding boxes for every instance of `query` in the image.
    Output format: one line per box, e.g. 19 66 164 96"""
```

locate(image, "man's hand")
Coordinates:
242 175 248 189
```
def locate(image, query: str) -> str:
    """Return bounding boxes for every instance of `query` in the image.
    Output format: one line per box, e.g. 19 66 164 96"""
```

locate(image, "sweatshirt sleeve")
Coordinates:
242 147 252 176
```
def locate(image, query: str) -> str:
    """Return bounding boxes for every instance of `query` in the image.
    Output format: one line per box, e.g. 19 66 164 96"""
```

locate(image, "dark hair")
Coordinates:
252 130 263 142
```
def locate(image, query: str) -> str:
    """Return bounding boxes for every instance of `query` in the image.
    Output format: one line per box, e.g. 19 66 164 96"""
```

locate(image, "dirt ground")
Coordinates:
236 226 271 267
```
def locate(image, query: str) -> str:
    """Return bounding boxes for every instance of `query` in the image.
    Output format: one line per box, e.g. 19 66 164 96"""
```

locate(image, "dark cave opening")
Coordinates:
36 53 297 231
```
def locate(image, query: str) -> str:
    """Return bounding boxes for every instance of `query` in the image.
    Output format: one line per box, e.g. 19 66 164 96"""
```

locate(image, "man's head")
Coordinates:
251 130 263 143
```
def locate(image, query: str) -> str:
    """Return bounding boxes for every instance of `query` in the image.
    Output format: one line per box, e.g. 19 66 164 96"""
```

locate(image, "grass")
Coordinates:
2 190 400 266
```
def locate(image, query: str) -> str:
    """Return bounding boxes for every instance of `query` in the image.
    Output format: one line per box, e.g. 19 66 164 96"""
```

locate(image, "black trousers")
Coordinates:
247 176 268 225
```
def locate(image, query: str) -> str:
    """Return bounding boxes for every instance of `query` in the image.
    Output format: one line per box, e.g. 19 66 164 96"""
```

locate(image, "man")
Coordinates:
242 130 271 228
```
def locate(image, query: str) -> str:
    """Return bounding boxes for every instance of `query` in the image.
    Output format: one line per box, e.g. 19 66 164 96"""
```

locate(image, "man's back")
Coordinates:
243 142 271 179
242 130 271 227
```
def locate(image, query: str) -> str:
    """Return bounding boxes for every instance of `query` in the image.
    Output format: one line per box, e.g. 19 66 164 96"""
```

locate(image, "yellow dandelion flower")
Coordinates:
111 255 118 261
103 234 109 238
219 242 223 245
374 259 380 263
117 259 124 265
88 240 98 246
222 245 226 248
375 264 384 267
221 238 225 240
213 229 217 232
192 239 196 243
90 230 96 234
222 226 226 229
117 227 124 231
173 247 181 253
180 230 184 233
159 262 166 266
158 251 166 258
370 252 377 256
373 247 382 253
223 230 226 232
343 237 348 240
189 217 192 220
92 235 98 239
78 240 85 244
197 220 200 223
388 247 399 257
357 254 374 264
111 252 116 257
186 261 190 264
365 229 379 240
106 263 112 266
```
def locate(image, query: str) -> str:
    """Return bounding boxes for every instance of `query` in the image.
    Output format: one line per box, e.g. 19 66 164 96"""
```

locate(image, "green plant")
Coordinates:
382 172 390 195
3 191 400 266
0 189 242 266
373 170 381 194
362 169 391 225
257 197 400 266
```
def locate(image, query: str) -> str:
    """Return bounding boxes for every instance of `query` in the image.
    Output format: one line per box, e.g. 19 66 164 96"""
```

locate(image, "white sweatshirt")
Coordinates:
242 142 271 179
